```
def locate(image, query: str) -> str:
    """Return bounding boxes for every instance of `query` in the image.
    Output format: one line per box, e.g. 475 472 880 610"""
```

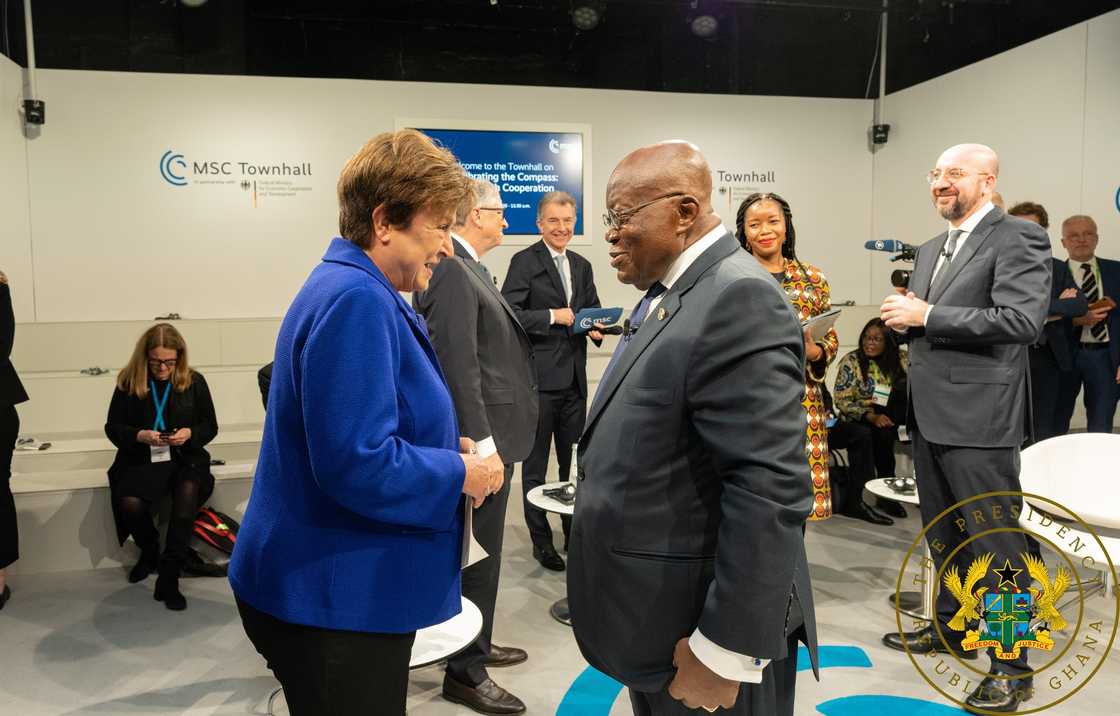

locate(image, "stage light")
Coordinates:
572 3 602 31
690 14 719 38
180 0 209 7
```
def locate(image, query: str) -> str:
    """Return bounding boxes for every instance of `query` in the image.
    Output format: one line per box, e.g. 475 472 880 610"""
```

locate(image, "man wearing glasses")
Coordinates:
569 142 816 715
501 192 602 573
414 178 537 715
880 144 1051 713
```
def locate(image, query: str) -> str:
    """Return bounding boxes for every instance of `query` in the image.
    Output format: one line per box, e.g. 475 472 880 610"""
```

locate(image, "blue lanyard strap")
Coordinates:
150 380 171 432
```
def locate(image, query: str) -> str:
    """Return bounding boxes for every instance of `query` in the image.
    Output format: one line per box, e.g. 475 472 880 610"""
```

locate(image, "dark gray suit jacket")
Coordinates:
906 208 1051 447
568 234 818 693
413 241 538 464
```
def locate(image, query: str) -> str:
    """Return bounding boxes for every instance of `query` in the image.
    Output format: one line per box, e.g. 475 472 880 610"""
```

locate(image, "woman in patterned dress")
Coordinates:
736 193 839 520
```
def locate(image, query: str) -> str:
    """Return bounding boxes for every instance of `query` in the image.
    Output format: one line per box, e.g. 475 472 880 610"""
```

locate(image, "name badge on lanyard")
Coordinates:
872 382 891 407
150 379 172 464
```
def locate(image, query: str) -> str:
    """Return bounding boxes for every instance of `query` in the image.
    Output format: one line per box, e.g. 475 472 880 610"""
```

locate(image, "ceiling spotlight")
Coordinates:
179 0 209 7
572 3 602 31
690 14 719 38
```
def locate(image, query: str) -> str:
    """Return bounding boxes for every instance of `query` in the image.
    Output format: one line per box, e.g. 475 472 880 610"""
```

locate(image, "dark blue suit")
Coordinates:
1028 258 1087 442
230 238 466 634
1056 256 1120 434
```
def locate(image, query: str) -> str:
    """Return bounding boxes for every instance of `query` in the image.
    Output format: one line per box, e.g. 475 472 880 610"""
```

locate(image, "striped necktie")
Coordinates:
1081 263 1108 342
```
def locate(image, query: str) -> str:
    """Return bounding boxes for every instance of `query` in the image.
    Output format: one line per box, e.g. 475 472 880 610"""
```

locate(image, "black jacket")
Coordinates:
501 241 601 396
105 371 218 543
0 283 29 407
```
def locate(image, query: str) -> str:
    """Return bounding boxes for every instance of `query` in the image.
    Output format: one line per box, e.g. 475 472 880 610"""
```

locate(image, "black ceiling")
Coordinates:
1 0 1117 99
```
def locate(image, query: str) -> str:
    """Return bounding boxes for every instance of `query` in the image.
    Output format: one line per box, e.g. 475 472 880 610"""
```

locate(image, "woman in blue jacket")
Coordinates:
229 129 500 716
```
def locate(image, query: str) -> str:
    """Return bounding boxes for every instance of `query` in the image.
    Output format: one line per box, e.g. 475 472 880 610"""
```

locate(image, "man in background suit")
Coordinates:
881 144 1051 713
414 178 538 715
1006 203 1088 443
1055 215 1120 434
569 141 817 715
501 191 602 571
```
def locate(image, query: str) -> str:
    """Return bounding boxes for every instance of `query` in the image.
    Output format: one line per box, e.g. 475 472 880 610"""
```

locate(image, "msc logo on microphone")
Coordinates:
159 150 188 186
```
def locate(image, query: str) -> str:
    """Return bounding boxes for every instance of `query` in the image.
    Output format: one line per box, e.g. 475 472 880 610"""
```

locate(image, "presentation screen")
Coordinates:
418 128 584 236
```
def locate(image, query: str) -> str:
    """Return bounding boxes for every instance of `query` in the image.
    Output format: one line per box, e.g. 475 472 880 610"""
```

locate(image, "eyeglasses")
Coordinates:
477 207 505 219
602 192 685 231
148 358 178 368
926 168 990 185
862 335 886 345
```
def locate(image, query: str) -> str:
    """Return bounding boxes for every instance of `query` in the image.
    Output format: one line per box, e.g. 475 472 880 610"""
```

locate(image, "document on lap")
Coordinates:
573 307 624 334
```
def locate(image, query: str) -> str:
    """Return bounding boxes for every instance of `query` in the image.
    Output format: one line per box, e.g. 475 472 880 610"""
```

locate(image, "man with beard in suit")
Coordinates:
880 144 1051 713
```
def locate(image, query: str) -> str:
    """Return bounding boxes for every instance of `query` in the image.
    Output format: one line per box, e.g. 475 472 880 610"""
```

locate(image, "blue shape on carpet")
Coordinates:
556 666 625 716
797 645 873 672
817 695 966 715
557 646 875 715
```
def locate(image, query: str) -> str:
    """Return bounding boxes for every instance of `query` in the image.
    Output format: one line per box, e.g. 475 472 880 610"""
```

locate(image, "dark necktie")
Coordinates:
1081 263 1108 342
932 229 963 284
597 282 667 391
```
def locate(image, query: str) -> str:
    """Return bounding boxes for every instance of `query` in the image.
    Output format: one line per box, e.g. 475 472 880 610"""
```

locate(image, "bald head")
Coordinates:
930 143 1000 224
938 143 1000 177
603 141 721 289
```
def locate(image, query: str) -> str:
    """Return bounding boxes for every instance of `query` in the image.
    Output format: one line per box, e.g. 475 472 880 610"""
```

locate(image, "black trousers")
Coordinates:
447 463 514 686
0 404 18 569
912 425 1031 676
1028 344 1069 443
521 386 584 549
827 420 876 513
627 634 800 716
236 596 415 716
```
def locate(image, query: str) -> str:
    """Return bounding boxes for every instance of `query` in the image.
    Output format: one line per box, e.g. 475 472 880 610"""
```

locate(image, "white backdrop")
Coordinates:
11 70 872 323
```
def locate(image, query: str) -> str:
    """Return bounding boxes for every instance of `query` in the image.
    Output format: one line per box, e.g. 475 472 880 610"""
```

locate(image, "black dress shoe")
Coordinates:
485 644 528 668
841 501 894 526
965 675 1033 713
442 675 526 715
882 625 978 659
876 498 908 518
0 585 10 610
533 544 565 571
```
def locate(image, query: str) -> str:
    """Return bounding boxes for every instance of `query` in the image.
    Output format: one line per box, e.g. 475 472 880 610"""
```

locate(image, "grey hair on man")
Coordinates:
455 178 503 227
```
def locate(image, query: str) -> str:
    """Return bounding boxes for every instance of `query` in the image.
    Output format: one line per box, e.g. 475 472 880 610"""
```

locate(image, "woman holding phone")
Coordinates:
105 322 218 610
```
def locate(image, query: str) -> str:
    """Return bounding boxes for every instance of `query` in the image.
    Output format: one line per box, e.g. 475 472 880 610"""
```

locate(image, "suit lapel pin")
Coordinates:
657 307 667 321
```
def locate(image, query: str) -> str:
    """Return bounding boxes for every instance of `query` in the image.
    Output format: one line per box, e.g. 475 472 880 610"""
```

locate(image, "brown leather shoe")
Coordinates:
485 644 528 668
442 675 526 715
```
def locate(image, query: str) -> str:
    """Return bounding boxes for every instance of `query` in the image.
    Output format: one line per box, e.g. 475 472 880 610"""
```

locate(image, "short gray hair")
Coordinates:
1061 214 1097 235
537 191 577 220
454 178 503 227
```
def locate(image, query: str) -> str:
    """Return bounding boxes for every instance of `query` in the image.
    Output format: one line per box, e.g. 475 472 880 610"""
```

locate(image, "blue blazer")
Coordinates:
1041 258 1088 371
229 238 466 633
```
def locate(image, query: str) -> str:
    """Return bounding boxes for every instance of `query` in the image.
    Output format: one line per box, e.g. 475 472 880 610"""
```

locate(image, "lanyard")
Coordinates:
150 380 171 432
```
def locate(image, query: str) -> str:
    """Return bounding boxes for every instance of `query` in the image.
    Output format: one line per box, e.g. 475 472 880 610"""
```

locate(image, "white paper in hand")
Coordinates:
461 497 489 569
801 308 841 342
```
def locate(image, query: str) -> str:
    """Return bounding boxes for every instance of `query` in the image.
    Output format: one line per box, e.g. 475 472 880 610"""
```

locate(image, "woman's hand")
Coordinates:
461 452 504 508
167 428 192 446
803 328 823 362
137 430 164 446
868 413 894 429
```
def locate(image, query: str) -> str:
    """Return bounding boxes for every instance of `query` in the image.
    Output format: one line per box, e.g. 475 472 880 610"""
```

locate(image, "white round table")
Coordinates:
526 483 575 626
267 597 482 714
865 477 932 622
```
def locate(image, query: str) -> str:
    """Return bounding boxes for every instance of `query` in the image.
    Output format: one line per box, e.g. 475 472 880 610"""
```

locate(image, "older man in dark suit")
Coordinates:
881 143 1051 713
414 178 538 715
568 142 817 716
501 192 602 571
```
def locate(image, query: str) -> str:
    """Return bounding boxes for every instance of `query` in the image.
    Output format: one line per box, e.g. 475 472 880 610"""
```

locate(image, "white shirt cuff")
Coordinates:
548 309 555 325
923 304 934 326
475 437 497 459
688 629 768 683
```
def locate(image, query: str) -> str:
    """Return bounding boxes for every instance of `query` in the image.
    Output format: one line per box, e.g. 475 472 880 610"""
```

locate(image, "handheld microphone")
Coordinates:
599 325 624 336
864 239 916 253
621 318 633 338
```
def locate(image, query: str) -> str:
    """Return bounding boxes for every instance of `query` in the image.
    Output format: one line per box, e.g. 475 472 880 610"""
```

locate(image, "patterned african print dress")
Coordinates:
777 258 839 520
